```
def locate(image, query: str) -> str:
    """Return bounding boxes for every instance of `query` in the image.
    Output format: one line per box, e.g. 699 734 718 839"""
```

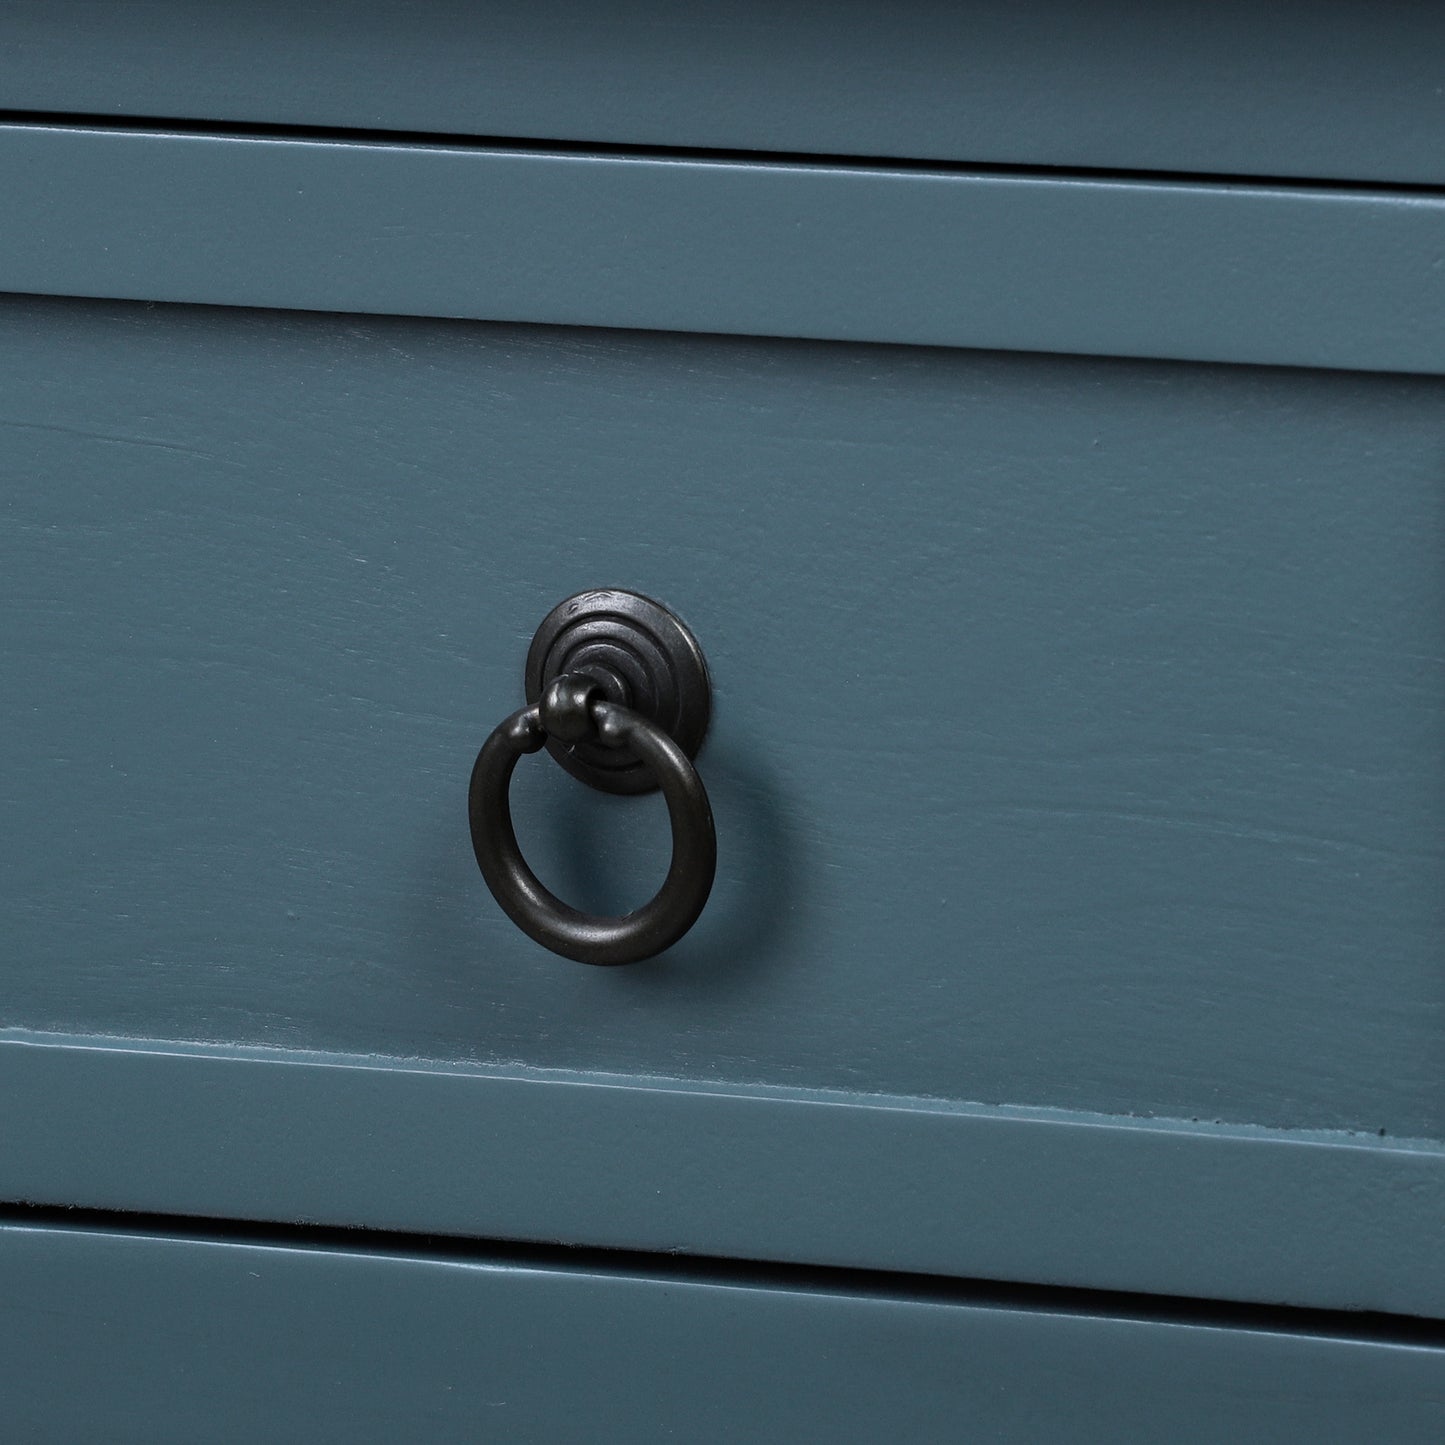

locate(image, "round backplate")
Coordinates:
524 589 711 795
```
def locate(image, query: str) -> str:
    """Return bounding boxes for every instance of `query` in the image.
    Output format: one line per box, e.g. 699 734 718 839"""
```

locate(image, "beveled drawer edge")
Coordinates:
2 1028 1441 1320
2 121 1444 374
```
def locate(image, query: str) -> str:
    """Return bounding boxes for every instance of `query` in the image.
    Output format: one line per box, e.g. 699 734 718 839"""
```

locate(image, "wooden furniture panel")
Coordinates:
3 293 1441 1314
2 1 1443 184
4 1217 1442 1443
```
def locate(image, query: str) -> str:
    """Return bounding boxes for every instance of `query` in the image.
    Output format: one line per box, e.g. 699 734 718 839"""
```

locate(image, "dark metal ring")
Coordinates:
468 673 717 965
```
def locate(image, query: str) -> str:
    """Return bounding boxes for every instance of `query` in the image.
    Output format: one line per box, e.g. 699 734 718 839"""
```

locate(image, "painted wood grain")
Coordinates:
2 295 1441 1148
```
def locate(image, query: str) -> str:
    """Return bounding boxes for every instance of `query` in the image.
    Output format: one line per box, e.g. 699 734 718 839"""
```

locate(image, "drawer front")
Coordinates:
3 293 1443 1308
2 2 1444 186
5 292 1441 1134
4 1218 1443 1444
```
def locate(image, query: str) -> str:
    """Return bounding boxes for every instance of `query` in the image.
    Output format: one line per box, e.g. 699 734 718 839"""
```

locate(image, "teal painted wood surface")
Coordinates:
2 121 1444 373
3 1218 1443 1444
3 294 1442 1156
4 1030 1444 1319
2 1 1445 186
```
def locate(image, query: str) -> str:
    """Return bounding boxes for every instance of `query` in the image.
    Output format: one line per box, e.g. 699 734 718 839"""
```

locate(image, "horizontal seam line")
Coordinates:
4 1201 1443 1348
1 108 1442 199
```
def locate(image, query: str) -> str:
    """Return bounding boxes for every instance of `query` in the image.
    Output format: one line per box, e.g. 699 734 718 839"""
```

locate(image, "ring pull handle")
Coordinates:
468 591 716 965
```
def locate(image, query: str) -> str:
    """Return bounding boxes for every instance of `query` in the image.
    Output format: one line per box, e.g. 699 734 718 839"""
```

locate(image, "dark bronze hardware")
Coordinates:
469 590 716 964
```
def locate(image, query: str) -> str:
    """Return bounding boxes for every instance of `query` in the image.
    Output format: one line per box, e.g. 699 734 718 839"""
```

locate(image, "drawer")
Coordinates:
3 292 1443 1314
2 2 1444 185
4 1217 1442 1443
